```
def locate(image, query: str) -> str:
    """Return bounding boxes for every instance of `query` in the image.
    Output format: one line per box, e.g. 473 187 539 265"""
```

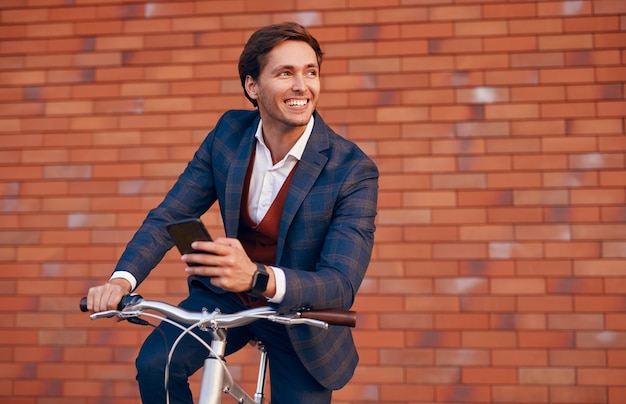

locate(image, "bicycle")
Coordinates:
79 294 356 404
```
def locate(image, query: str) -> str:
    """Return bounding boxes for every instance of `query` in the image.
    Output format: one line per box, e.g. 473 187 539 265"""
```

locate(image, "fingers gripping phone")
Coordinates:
166 218 213 265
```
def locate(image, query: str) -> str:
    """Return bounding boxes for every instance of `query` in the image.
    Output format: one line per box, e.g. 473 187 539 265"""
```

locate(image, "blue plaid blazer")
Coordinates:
114 109 379 389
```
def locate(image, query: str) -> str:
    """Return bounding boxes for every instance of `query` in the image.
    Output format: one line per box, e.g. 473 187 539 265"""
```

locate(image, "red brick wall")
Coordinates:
1 0 625 403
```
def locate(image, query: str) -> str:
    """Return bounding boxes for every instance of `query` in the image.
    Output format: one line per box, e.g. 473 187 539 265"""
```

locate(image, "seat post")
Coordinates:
253 342 269 404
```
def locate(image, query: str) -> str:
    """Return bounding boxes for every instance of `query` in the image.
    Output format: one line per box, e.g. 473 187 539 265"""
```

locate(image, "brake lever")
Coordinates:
89 310 120 320
118 310 143 319
90 310 152 327
267 315 328 329
293 318 328 329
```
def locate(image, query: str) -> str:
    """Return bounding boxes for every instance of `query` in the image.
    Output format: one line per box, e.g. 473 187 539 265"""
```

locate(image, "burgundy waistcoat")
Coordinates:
237 148 298 305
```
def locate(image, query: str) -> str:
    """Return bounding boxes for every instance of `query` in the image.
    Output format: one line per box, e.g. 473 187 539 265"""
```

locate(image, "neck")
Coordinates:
261 123 307 165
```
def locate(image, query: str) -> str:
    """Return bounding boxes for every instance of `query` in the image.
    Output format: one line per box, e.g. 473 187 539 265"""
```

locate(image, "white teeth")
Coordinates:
286 99 307 107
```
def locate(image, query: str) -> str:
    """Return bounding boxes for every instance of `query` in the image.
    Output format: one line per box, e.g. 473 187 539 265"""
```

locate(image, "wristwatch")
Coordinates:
248 262 269 297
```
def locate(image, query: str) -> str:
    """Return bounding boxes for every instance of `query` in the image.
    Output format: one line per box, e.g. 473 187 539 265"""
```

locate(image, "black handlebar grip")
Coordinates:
79 297 88 312
299 310 357 327
79 294 143 312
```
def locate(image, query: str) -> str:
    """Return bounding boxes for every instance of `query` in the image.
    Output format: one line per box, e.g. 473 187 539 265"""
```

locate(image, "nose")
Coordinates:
292 73 306 92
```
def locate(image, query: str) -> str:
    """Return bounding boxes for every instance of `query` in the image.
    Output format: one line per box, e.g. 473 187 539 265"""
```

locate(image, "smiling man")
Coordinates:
86 22 379 404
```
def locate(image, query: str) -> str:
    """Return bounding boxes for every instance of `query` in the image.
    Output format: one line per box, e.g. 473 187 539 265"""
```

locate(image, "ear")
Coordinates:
244 75 259 100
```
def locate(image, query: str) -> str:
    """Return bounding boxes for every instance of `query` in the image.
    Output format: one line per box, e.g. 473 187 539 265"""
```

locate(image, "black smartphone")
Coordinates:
166 218 213 257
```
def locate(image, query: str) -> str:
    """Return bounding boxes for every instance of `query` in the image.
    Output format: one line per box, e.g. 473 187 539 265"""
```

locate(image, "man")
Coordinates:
86 22 378 403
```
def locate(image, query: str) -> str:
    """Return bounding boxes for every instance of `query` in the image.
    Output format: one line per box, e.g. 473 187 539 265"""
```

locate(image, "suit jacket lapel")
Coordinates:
223 116 259 237
276 112 330 263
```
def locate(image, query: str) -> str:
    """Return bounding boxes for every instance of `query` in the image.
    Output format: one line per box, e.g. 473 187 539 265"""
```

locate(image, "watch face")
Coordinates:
254 271 269 292
249 263 269 296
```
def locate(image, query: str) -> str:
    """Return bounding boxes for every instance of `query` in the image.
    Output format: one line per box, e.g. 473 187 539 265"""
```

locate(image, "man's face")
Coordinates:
245 40 320 136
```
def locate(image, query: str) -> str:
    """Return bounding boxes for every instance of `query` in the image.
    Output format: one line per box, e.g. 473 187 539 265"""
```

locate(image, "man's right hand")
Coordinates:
86 278 132 313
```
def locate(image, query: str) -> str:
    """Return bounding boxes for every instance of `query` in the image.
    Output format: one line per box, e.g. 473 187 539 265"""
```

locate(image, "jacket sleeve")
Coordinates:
110 122 220 287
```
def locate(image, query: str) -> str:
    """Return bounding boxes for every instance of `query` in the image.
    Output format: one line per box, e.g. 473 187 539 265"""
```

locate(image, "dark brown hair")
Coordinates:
238 22 324 107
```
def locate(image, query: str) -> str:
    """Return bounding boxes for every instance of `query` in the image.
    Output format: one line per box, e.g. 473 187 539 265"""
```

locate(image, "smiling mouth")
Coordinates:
285 99 308 107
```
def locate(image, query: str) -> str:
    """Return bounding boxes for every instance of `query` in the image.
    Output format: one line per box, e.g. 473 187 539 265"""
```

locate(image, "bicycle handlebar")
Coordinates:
79 295 356 328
